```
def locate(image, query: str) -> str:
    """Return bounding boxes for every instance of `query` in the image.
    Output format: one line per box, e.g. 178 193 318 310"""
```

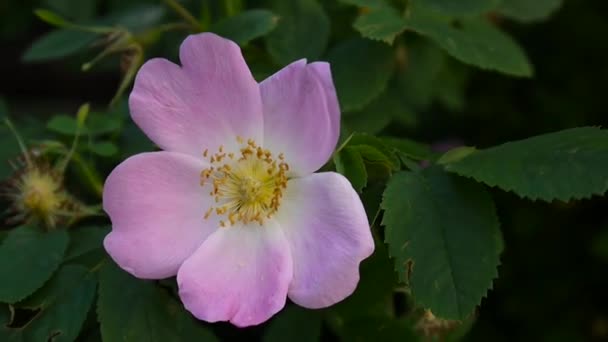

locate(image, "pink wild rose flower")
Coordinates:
102 33 374 327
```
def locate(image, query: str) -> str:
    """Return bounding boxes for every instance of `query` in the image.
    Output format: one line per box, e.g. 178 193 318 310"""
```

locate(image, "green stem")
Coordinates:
3 118 32 167
163 0 203 31
72 153 104 198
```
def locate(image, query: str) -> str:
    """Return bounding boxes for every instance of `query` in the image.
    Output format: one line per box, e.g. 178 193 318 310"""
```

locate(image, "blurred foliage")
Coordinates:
1 0 608 341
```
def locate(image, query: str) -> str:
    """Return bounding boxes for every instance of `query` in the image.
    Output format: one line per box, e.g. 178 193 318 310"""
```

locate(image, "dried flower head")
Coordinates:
1 119 91 229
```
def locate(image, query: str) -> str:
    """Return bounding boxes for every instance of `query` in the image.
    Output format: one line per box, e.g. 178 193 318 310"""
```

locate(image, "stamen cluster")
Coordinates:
199 137 289 226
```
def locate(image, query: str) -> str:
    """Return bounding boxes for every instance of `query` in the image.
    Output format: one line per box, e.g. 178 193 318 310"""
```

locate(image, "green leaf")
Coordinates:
396 37 447 110
88 141 118 157
48 112 122 137
263 305 322 342
498 0 563 22
42 0 97 21
349 134 400 169
380 136 435 161
0 226 69 303
265 0 330 65
5 265 97 342
86 112 124 136
98 261 217 342
329 239 396 322
422 0 502 16
338 316 418 342
47 115 78 135
212 10 278 45
381 167 502 319
337 0 387 9
354 6 407 44
437 146 477 164
22 29 96 62
64 226 109 261
34 9 72 28
343 86 416 134
334 146 368 192
404 4 533 77
444 127 608 201
328 38 395 112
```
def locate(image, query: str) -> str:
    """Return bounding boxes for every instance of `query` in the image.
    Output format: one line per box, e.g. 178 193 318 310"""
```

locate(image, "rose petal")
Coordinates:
177 222 292 327
260 60 339 176
129 33 263 157
308 62 340 141
103 152 217 279
276 172 374 308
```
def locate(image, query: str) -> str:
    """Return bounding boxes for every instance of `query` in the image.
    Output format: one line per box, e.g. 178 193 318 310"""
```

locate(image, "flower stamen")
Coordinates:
200 138 289 226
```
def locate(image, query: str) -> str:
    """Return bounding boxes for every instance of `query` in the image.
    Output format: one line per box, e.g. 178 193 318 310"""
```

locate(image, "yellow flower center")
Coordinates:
20 169 62 217
200 137 289 227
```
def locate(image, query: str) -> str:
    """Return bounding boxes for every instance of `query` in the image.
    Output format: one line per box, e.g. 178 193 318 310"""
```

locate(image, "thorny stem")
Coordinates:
163 0 203 31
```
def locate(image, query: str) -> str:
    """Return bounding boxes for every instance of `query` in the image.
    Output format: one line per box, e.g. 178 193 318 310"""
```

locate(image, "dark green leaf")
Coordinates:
98 261 217 342
86 112 124 136
0 226 69 303
42 0 97 21
328 38 395 112
64 226 109 261
104 4 166 32
88 141 118 157
265 0 330 64
380 136 435 161
381 167 503 319
444 127 608 201
404 4 533 77
343 86 416 134
354 6 407 44
329 239 396 322
422 0 502 16
338 316 418 342
212 10 278 45
22 29 96 62
34 9 72 27
334 146 368 192
498 0 563 22
6 265 96 342
47 115 78 135
263 305 322 342
349 133 400 169
396 37 447 110
337 0 387 9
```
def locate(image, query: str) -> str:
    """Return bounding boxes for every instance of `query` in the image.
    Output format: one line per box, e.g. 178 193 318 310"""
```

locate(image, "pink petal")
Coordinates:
260 60 340 176
177 223 292 327
276 172 374 308
129 33 263 157
103 152 217 279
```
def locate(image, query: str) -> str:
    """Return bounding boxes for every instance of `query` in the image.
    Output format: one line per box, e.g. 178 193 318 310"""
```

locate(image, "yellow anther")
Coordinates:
200 137 289 227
